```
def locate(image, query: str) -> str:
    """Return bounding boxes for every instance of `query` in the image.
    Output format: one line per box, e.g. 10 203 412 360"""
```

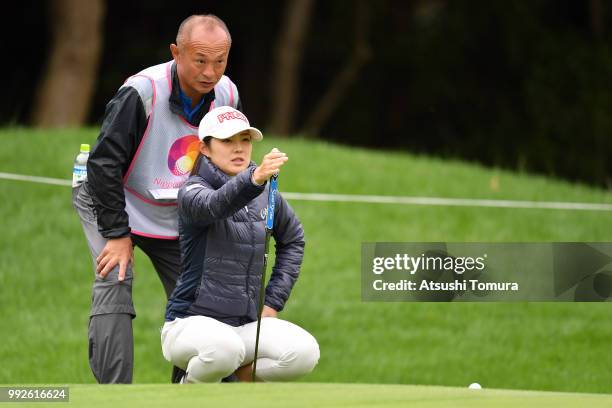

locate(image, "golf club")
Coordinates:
252 173 279 381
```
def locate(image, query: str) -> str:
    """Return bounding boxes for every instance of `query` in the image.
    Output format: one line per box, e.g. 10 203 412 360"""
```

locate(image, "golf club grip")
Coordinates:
265 175 278 231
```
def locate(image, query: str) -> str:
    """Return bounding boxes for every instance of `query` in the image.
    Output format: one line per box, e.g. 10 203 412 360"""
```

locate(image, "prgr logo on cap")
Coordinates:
217 111 248 124
199 106 263 141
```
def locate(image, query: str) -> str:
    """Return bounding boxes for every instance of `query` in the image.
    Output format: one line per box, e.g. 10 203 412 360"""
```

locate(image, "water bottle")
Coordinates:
72 144 90 188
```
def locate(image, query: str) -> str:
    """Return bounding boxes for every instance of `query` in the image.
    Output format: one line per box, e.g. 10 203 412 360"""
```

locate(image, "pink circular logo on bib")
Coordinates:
168 135 200 176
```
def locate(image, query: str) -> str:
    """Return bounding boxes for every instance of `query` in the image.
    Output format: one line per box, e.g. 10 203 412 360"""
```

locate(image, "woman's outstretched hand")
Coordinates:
252 148 288 185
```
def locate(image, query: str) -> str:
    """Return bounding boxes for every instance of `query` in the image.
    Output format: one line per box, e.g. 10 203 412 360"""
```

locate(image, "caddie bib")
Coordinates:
123 61 239 239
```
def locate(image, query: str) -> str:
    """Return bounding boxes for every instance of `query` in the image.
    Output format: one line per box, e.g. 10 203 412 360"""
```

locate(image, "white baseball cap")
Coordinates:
198 106 263 141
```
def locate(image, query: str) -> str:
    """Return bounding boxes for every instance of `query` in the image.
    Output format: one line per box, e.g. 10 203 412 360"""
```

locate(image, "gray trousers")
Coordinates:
72 182 181 383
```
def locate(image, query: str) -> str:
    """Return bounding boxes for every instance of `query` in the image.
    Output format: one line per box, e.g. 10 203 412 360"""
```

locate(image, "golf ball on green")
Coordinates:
469 383 482 389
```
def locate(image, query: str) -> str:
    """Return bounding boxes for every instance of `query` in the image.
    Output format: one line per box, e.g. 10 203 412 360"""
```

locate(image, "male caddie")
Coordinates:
72 14 241 383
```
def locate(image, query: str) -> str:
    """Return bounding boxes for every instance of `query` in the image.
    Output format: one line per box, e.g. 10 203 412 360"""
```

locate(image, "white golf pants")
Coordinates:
161 316 320 383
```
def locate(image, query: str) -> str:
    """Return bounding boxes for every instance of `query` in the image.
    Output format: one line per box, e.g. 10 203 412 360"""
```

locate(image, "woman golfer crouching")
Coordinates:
161 106 319 383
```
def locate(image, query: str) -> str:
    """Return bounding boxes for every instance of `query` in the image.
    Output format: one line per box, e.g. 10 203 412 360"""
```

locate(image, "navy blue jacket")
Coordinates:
165 156 305 326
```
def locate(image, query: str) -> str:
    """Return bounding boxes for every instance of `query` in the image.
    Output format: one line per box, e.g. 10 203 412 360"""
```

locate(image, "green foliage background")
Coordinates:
5 1 612 186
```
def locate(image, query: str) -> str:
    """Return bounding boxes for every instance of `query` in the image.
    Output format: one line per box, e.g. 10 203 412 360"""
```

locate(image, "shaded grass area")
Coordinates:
0 128 611 393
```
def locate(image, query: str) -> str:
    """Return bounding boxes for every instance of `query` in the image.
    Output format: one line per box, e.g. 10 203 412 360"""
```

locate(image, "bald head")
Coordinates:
176 14 232 49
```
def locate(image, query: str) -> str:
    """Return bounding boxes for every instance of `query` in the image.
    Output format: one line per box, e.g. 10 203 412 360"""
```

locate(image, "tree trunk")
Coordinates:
267 0 315 136
302 0 371 137
33 0 105 127
589 0 603 39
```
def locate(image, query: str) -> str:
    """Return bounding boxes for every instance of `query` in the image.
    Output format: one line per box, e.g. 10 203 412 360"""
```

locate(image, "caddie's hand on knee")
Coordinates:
96 236 133 281
252 147 288 185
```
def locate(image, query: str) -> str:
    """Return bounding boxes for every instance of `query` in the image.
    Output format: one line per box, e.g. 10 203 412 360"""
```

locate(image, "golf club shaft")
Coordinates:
252 230 271 381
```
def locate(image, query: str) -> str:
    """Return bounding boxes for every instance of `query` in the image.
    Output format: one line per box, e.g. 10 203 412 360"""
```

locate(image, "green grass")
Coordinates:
7 384 612 408
0 128 611 395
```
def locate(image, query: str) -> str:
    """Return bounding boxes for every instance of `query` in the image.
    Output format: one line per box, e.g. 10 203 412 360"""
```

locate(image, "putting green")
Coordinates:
8 383 611 408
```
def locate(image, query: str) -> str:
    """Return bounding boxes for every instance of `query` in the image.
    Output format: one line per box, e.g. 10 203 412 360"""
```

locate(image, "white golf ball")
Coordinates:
468 383 482 390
